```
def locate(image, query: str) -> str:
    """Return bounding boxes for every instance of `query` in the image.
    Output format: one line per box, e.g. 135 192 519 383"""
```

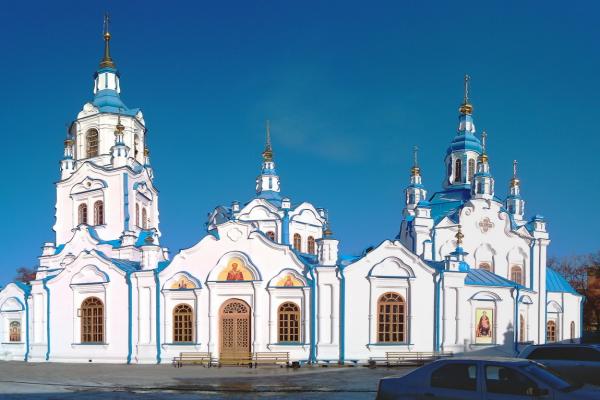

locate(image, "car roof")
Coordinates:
434 356 531 364
525 343 600 348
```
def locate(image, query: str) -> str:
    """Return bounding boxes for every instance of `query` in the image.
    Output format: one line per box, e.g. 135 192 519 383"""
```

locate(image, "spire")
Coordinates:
99 13 115 69
411 145 420 177
478 130 489 163
471 130 495 199
262 119 273 162
256 121 281 197
511 159 520 187
459 74 473 115
506 159 525 220
404 145 427 214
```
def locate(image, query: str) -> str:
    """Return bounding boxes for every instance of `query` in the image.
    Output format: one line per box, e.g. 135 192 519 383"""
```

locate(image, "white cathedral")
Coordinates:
0 25 583 364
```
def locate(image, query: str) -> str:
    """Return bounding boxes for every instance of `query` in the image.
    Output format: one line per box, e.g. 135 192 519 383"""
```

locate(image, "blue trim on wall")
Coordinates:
339 266 346 364
126 271 133 364
529 240 535 290
431 228 437 261
307 266 317 363
24 294 30 361
154 269 161 364
43 280 50 361
123 174 130 231
513 287 520 355
433 271 442 352
282 210 290 245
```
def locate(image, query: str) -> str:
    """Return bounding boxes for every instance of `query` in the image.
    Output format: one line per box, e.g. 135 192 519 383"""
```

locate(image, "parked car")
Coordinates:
518 344 600 386
376 357 600 399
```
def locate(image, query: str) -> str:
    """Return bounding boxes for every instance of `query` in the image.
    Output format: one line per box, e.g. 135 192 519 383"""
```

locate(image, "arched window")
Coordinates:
510 265 523 285
9 321 21 342
519 314 526 343
546 320 557 343
173 304 194 343
142 208 148 229
278 302 301 343
293 233 302 252
570 321 575 343
307 236 316 255
266 231 276 241
93 200 104 225
78 203 88 225
86 129 99 158
377 292 406 343
134 134 140 159
478 262 492 272
135 204 140 227
454 159 462 183
468 158 475 181
81 297 104 343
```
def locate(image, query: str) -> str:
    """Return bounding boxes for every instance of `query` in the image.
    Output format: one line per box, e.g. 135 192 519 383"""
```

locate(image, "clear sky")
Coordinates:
0 0 598 286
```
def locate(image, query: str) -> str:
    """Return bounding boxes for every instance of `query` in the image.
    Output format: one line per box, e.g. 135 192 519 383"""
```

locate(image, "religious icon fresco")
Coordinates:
170 275 196 289
475 308 493 344
276 274 303 287
217 258 253 281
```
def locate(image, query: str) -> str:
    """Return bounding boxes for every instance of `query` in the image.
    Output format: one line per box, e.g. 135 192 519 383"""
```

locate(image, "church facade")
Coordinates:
0 26 582 364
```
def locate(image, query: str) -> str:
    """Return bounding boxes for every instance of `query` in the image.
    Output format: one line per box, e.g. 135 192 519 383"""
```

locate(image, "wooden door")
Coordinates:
220 299 251 354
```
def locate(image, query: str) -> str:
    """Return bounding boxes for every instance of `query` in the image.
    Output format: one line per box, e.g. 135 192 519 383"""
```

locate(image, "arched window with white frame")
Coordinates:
278 302 301 343
86 129 99 158
173 304 194 343
510 265 523 285
142 207 148 229
293 233 302 252
93 200 104 225
78 203 88 225
80 297 104 343
307 236 316 254
377 292 407 343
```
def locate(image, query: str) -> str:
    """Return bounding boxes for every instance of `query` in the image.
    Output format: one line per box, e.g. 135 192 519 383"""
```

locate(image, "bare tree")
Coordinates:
15 267 36 283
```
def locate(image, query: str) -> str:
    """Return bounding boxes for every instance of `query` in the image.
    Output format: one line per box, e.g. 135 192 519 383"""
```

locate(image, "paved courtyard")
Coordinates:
0 361 413 399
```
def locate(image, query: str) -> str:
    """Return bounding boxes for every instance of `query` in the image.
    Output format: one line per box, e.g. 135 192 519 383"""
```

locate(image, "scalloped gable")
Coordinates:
70 176 108 195
71 265 110 285
54 226 119 256
289 204 325 226
344 239 435 276
133 182 154 201
0 297 24 312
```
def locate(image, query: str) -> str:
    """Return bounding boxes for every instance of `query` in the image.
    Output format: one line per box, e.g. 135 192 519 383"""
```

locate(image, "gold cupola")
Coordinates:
99 13 116 69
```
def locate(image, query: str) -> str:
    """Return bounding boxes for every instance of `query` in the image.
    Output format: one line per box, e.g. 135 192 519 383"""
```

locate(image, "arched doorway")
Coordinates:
220 299 251 355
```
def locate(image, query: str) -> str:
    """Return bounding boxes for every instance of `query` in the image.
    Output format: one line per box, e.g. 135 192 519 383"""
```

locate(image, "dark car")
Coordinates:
376 357 600 399
518 344 600 386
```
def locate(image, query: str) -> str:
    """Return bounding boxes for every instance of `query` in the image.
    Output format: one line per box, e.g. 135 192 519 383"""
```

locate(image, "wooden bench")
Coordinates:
384 351 453 366
172 352 214 368
218 352 253 367
252 352 290 368
368 351 453 367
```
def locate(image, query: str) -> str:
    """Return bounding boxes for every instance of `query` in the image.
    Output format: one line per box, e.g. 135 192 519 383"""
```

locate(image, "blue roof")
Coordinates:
546 267 578 294
14 281 32 295
92 89 140 116
135 230 155 247
446 131 483 156
110 258 140 273
465 268 523 288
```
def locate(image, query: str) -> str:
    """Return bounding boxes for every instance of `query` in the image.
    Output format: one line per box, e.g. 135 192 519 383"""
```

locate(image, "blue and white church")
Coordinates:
0 25 583 364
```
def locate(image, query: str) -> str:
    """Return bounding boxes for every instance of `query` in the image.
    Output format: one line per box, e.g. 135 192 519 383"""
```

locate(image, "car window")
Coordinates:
571 347 600 361
521 364 574 391
528 346 600 361
485 365 537 395
431 363 477 391
528 347 572 360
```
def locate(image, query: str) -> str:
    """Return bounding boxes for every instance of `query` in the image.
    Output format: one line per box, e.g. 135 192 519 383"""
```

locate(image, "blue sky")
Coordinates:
0 1 598 285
